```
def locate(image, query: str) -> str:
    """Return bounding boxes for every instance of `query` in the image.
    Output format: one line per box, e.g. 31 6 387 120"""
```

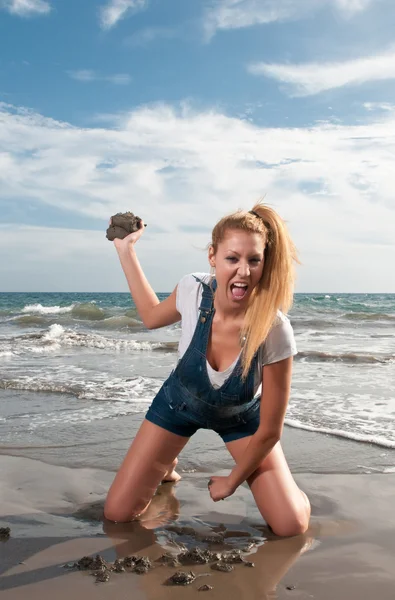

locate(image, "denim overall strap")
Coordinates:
193 276 217 320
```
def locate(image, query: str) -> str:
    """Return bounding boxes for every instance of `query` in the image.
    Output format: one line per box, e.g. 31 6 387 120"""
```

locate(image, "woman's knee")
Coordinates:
269 495 311 537
270 513 309 537
103 496 148 523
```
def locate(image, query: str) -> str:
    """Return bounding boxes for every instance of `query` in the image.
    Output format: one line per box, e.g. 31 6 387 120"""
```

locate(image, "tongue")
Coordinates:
232 286 246 299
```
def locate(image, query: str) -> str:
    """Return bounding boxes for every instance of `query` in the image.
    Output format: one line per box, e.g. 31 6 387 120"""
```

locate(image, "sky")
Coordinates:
0 0 394 293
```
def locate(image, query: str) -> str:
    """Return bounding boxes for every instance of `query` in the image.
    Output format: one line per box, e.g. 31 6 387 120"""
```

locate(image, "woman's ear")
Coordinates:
208 245 216 268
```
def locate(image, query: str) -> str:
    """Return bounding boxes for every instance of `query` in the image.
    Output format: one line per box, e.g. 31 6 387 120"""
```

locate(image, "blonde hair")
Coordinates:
211 202 300 379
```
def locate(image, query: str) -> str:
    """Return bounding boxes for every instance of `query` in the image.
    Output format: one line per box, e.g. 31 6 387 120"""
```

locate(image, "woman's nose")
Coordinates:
237 262 250 277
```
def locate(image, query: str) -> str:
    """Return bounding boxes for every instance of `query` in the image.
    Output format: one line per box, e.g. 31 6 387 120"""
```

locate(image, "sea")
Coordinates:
1 290 394 475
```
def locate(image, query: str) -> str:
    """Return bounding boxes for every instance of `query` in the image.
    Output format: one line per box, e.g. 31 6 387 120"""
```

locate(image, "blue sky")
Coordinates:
0 0 394 292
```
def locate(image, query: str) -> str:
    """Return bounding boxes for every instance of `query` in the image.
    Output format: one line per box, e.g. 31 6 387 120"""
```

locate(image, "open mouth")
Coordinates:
230 283 249 300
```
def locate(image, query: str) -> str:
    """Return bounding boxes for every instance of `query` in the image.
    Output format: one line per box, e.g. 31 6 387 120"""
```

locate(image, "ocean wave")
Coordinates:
22 303 75 315
0 378 82 396
310 295 335 303
295 350 394 364
71 303 107 320
0 374 162 404
94 316 142 329
14 315 53 326
40 324 178 351
10 304 143 331
342 312 395 322
292 319 336 330
6 324 178 354
284 419 395 449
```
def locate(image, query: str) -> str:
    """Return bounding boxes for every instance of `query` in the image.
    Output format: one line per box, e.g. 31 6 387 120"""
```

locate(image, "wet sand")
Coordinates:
1 444 395 599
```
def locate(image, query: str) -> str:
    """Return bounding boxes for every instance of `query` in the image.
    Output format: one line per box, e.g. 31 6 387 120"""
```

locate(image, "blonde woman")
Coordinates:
104 204 311 537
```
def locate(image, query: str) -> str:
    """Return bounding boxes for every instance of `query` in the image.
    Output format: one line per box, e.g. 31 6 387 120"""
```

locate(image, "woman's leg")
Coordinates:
225 438 311 537
104 419 190 522
162 457 182 483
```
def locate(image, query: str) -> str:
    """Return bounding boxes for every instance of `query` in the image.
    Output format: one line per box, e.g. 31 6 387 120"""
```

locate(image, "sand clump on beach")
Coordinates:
106 211 144 241
66 553 153 583
65 546 258 588
0 527 11 540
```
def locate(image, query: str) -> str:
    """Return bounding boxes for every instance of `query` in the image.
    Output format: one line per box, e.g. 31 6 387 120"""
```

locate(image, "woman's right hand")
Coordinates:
109 218 146 253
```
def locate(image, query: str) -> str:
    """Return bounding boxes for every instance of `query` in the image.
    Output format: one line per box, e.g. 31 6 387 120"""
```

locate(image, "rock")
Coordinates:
123 555 138 568
166 570 196 586
111 559 125 573
244 561 255 568
178 547 218 565
0 527 10 540
74 554 108 571
220 550 245 564
132 556 152 574
90 566 107 576
286 585 296 590
95 570 110 583
157 553 181 568
211 562 234 573
106 212 144 241
198 584 213 591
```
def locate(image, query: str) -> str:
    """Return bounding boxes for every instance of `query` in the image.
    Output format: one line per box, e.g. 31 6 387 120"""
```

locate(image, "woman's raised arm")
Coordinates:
113 220 181 330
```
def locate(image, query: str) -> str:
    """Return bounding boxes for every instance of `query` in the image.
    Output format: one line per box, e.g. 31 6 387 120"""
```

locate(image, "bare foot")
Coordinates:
162 458 182 483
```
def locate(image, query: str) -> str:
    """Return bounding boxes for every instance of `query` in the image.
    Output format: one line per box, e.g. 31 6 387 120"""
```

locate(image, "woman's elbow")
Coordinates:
141 313 156 329
255 428 281 446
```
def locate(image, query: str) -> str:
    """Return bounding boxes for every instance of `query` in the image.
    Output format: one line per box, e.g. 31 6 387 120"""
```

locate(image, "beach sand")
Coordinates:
1 425 395 599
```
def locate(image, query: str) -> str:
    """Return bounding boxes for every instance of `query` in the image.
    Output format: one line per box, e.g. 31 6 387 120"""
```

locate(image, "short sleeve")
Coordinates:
176 274 193 316
175 272 209 317
261 314 297 366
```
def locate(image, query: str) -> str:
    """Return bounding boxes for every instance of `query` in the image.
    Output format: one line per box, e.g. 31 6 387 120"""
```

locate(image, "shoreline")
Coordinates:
1 414 394 475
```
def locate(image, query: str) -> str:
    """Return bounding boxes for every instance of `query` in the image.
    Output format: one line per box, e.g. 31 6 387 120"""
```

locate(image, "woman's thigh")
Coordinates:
225 437 311 537
104 419 190 522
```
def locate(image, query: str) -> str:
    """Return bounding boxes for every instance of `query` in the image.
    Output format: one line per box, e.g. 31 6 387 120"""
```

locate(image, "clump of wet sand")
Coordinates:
66 545 258 588
106 212 145 241
0 527 11 540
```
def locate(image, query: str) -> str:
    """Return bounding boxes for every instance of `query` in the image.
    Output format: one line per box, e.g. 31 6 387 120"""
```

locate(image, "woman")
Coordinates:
104 203 311 537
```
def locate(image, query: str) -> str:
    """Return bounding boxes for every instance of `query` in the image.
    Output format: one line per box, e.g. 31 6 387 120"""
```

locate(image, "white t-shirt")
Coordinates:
175 273 297 396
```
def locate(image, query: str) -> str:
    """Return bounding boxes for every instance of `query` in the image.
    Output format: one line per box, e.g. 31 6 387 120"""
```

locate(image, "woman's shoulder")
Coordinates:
272 309 292 329
265 309 295 347
176 273 210 314
178 272 211 290
259 310 297 366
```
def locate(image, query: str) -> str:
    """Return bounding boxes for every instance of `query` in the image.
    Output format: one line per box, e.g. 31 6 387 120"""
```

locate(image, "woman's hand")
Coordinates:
109 218 146 253
207 476 236 502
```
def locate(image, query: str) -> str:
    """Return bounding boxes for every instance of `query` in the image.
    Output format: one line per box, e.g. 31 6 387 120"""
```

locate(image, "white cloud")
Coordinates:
99 0 147 30
67 70 131 85
204 0 375 38
334 0 373 14
0 0 51 16
363 101 395 112
248 46 395 96
0 101 394 292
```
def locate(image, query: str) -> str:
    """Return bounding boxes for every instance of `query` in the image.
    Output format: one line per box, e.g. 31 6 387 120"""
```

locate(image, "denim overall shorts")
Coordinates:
145 277 261 443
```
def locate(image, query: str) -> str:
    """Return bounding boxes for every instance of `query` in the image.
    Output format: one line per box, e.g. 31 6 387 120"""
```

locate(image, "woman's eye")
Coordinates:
226 257 237 262
250 258 261 264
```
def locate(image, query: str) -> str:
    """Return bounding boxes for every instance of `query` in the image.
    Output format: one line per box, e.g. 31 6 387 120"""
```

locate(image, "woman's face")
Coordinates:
209 229 265 307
